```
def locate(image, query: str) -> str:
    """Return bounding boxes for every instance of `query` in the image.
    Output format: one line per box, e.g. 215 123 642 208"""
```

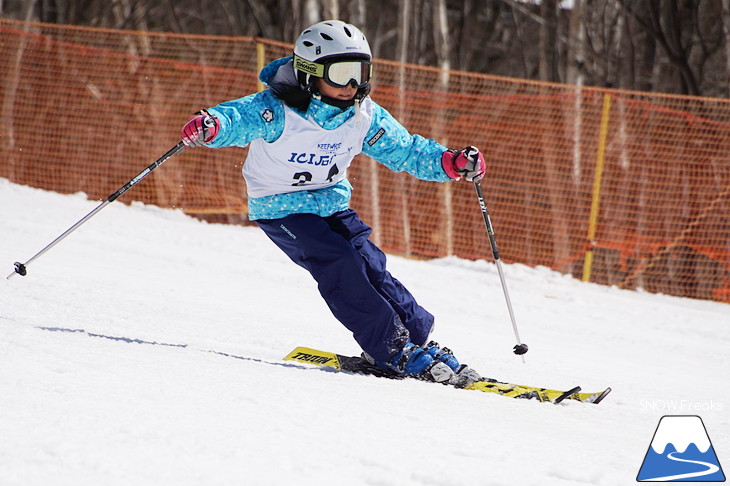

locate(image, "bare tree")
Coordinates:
617 0 703 95
723 0 730 97
565 0 585 86
2 0 37 150
539 0 560 82
3 0 730 97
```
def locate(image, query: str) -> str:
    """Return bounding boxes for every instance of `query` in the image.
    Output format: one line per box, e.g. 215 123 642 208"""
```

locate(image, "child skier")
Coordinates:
181 20 486 383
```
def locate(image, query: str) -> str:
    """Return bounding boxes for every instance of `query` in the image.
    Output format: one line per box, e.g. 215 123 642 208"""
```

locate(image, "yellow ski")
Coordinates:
284 346 611 404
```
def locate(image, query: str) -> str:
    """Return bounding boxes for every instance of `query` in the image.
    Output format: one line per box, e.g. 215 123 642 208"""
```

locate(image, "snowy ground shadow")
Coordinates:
34 325 310 371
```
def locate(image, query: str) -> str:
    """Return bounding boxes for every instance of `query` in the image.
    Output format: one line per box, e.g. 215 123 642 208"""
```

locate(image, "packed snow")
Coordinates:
1 177 728 485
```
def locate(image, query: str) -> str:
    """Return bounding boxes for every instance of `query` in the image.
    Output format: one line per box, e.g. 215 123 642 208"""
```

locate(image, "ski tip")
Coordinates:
591 387 612 404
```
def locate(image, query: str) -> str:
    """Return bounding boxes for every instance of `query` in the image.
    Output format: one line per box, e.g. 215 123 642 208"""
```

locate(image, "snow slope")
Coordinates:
1 178 728 485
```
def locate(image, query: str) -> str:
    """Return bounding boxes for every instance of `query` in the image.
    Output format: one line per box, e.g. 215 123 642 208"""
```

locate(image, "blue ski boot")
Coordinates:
363 342 453 383
422 341 482 386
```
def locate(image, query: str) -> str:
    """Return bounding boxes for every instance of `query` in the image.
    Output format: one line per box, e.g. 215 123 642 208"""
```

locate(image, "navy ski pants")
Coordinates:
257 209 434 363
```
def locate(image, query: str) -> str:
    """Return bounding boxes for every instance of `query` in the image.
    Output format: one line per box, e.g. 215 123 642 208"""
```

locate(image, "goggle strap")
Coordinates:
293 55 325 78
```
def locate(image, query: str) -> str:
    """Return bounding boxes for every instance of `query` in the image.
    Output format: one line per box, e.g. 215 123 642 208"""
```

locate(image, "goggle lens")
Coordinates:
325 61 371 88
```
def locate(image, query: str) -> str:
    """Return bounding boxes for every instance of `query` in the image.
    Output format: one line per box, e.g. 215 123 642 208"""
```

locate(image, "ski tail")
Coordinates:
284 346 397 377
283 347 344 370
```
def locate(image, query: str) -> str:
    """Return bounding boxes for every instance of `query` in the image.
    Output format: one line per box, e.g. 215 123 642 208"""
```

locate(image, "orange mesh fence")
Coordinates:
2 19 729 303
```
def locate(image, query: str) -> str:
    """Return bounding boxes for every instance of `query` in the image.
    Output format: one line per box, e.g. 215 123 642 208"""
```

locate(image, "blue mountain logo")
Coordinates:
637 415 725 482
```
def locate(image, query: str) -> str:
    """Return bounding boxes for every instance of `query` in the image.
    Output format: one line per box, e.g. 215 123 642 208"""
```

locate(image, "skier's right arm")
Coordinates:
180 91 284 148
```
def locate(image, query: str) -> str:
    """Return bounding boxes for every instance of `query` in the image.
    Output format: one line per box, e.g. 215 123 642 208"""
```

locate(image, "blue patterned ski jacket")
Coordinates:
205 56 452 220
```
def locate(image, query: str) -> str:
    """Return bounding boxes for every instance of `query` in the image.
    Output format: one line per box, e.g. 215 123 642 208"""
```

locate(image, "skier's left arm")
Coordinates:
362 102 486 182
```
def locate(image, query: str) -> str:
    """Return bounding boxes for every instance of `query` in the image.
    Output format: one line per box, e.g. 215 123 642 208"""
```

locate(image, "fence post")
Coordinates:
256 39 265 92
582 92 612 282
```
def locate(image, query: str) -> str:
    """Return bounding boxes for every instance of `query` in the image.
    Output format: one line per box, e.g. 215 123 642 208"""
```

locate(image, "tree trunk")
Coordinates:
722 0 730 97
539 0 559 82
2 0 37 175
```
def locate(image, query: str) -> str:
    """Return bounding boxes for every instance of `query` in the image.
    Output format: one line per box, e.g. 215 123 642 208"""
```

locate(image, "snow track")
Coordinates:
1 179 728 485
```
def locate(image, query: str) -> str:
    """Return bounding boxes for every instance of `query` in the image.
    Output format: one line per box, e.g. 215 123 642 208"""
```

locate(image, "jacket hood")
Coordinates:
259 56 297 88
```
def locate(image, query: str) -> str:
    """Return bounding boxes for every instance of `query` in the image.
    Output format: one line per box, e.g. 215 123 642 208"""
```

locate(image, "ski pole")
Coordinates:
473 180 529 362
7 141 186 279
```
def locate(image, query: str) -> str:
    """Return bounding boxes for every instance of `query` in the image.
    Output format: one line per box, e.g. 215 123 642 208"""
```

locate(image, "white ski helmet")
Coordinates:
293 20 372 102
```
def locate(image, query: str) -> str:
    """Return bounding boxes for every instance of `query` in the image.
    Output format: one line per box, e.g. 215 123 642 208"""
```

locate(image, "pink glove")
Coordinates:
441 146 486 181
181 111 220 147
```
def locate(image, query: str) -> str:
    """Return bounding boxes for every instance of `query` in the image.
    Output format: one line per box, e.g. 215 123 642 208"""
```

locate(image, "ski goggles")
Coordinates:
294 56 372 88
